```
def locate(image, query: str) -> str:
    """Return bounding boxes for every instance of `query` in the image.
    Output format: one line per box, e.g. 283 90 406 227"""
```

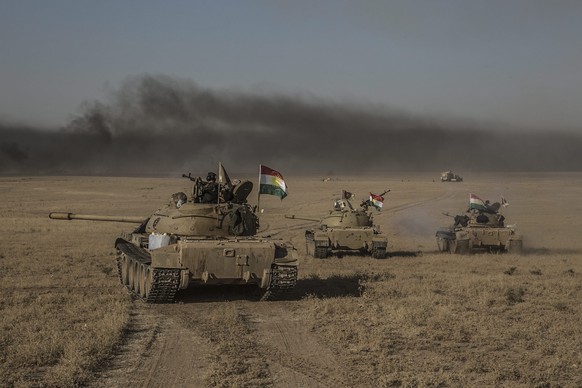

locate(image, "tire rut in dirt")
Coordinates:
161 302 275 387
90 305 214 388
244 302 352 387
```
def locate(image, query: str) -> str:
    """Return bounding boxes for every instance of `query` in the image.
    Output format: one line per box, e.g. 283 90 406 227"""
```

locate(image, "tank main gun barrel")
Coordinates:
284 214 320 223
49 212 147 223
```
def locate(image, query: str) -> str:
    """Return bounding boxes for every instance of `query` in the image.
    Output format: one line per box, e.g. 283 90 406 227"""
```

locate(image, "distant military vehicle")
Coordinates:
436 199 522 254
440 170 463 182
49 170 298 303
286 191 389 259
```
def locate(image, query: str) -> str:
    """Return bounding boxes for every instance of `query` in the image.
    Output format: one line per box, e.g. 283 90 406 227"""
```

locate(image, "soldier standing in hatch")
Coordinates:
200 172 219 203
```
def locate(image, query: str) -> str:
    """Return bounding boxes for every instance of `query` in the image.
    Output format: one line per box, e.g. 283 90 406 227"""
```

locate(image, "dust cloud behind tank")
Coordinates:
286 190 389 259
49 167 298 303
436 195 522 254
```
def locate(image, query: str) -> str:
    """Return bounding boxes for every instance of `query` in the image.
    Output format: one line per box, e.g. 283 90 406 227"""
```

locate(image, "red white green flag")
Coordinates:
469 193 487 211
259 165 288 199
369 192 384 210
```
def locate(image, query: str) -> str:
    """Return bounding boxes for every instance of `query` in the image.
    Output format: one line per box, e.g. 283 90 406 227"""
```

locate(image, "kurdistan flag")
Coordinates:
369 192 384 210
259 165 288 199
469 193 487 211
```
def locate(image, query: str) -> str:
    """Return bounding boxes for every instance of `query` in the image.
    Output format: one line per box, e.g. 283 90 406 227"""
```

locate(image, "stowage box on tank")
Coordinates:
49 170 298 303
286 191 388 259
436 200 522 254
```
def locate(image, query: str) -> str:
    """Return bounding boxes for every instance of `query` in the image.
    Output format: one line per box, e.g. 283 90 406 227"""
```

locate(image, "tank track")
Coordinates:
260 264 298 301
141 268 181 304
115 241 181 304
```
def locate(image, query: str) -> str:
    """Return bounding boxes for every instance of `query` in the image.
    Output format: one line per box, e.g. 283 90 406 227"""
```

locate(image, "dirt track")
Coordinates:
95 298 353 388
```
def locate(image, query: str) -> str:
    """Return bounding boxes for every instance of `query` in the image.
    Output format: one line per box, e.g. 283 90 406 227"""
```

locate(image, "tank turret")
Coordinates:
49 167 298 303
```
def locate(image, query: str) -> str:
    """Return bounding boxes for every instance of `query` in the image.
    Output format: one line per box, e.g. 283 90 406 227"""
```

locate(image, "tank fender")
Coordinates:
436 229 456 240
115 237 129 248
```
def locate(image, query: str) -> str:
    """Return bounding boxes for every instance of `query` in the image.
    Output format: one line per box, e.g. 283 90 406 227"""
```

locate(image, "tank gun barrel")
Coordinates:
49 212 147 223
284 214 320 223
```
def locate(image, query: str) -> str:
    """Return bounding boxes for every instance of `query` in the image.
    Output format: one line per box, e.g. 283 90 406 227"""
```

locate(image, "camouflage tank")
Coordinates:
436 201 522 254
49 171 298 303
285 191 389 259
440 170 463 182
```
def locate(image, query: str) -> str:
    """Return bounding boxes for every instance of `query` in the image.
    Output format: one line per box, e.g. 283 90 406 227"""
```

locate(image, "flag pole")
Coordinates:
257 164 262 227
217 162 221 205
217 162 221 225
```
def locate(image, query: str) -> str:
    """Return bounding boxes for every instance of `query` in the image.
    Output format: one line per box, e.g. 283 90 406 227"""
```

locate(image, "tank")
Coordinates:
435 201 522 254
440 170 463 182
285 191 389 259
49 172 298 303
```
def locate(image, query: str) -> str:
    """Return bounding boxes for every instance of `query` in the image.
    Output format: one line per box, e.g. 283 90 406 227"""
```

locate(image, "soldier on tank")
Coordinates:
200 172 219 203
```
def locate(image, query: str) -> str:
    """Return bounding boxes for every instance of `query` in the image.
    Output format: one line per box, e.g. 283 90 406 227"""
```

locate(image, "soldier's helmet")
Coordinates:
206 172 217 182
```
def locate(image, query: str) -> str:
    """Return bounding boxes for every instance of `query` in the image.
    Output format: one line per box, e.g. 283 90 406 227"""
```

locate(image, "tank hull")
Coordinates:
436 226 522 254
116 232 298 303
305 227 388 259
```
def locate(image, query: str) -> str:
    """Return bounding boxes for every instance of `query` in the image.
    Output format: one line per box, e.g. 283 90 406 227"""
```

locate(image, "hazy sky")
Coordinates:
1 1 581 131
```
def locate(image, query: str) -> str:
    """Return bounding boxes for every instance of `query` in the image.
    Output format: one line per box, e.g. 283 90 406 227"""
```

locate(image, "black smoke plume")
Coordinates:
1 74 581 176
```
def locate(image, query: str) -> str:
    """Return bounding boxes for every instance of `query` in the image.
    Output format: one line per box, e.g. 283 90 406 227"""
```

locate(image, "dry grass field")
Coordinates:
1 172 582 387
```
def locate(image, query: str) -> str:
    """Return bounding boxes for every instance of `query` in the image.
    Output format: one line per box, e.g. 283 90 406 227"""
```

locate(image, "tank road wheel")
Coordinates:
116 251 123 284
143 266 153 299
128 258 137 294
138 263 148 298
372 247 387 259
132 260 141 295
127 257 136 291
507 240 523 255
120 254 130 286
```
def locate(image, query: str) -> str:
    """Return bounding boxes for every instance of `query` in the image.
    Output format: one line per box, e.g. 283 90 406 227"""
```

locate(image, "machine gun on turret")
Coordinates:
181 172 205 202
